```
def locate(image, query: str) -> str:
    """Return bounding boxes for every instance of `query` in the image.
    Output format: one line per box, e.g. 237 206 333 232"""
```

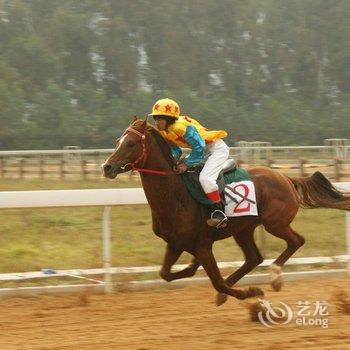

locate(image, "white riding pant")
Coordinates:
199 139 230 201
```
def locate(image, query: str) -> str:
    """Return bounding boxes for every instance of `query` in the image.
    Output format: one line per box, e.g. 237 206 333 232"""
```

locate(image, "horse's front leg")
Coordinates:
216 226 264 306
196 243 263 301
160 244 200 282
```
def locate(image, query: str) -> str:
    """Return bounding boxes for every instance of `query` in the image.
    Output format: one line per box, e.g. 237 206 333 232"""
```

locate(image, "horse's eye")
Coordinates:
127 140 136 148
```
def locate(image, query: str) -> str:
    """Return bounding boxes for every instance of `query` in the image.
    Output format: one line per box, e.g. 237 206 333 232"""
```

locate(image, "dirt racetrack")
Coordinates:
0 277 349 350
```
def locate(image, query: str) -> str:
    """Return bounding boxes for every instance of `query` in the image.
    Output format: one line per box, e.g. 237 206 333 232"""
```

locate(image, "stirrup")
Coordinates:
207 210 228 229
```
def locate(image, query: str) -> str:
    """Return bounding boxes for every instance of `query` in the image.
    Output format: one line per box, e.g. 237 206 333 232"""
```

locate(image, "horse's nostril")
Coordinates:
104 164 112 173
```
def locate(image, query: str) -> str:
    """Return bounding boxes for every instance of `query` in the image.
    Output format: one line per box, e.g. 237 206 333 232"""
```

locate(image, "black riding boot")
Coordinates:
206 201 228 229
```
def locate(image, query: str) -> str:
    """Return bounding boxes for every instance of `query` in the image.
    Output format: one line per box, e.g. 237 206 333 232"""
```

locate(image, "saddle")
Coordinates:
187 159 237 191
182 159 251 206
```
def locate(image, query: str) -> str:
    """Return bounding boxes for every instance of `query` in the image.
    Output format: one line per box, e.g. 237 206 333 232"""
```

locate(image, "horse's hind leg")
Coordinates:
160 244 200 282
264 224 305 291
196 243 263 301
216 226 264 306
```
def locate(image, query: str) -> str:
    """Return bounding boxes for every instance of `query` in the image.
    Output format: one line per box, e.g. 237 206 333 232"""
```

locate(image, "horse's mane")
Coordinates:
131 119 175 167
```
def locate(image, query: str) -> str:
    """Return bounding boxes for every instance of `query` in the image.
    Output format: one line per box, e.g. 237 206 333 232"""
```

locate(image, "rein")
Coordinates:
124 126 176 176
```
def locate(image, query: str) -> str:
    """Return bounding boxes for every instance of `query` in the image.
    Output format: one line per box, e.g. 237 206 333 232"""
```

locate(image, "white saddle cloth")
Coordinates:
224 180 258 217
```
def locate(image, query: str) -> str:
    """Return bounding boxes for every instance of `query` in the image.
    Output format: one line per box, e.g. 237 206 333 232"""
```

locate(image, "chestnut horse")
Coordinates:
102 118 350 306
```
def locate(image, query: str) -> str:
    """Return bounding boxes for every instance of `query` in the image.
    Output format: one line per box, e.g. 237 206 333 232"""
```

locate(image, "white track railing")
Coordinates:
0 145 348 162
0 145 348 156
0 183 349 297
1 147 348 182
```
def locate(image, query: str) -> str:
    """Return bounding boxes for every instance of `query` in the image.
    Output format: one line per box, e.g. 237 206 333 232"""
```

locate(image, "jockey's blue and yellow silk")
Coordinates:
159 116 228 166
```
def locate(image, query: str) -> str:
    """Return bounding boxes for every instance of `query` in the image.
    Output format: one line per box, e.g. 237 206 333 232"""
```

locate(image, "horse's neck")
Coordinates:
139 137 189 212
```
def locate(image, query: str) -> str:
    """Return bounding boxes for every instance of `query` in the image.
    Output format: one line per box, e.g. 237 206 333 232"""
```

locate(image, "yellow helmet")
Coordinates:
148 98 180 119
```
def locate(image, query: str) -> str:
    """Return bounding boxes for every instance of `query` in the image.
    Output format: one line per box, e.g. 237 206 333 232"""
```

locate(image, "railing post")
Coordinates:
82 159 88 180
39 158 45 179
19 159 26 179
334 158 340 182
60 160 66 180
0 157 4 178
300 159 306 177
102 206 113 293
95 153 100 179
346 212 350 276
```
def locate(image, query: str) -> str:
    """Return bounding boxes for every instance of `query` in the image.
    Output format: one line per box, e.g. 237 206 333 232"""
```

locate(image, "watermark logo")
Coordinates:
257 299 329 328
257 299 293 327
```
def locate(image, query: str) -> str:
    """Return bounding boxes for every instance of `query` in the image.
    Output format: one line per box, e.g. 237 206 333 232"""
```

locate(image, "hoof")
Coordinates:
271 275 283 291
235 290 247 300
246 286 264 298
216 292 228 306
269 263 283 292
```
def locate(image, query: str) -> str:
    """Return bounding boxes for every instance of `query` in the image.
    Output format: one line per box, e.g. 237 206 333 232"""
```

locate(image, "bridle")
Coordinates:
120 126 176 176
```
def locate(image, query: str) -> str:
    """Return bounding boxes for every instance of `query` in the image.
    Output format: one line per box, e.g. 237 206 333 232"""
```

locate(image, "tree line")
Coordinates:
0 0 349 149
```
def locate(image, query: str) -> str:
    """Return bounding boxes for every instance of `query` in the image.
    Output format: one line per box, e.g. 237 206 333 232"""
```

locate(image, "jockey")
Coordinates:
149 98 230 229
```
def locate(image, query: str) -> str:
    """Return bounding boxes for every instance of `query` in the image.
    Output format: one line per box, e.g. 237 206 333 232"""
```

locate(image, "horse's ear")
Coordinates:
131 116 138 124
141 117 148 130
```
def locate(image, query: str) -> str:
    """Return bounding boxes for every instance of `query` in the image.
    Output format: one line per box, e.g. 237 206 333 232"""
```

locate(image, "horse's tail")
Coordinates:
288 171 350 211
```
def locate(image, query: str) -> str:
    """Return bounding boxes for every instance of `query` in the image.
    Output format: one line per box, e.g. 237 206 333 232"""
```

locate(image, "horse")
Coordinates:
102 117 350 306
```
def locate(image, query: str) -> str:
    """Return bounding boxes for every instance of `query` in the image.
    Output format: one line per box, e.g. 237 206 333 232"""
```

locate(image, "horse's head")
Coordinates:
102 117 148 179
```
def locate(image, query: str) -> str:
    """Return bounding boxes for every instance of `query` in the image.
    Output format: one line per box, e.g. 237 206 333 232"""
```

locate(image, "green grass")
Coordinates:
0 177 141 191
0 178 347 273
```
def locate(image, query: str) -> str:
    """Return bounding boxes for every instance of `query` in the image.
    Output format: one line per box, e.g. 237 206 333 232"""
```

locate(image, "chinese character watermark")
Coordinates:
257 299 329 328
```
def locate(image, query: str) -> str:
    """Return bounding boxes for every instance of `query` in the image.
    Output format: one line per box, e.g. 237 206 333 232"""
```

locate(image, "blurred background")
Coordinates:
0 0 349 150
